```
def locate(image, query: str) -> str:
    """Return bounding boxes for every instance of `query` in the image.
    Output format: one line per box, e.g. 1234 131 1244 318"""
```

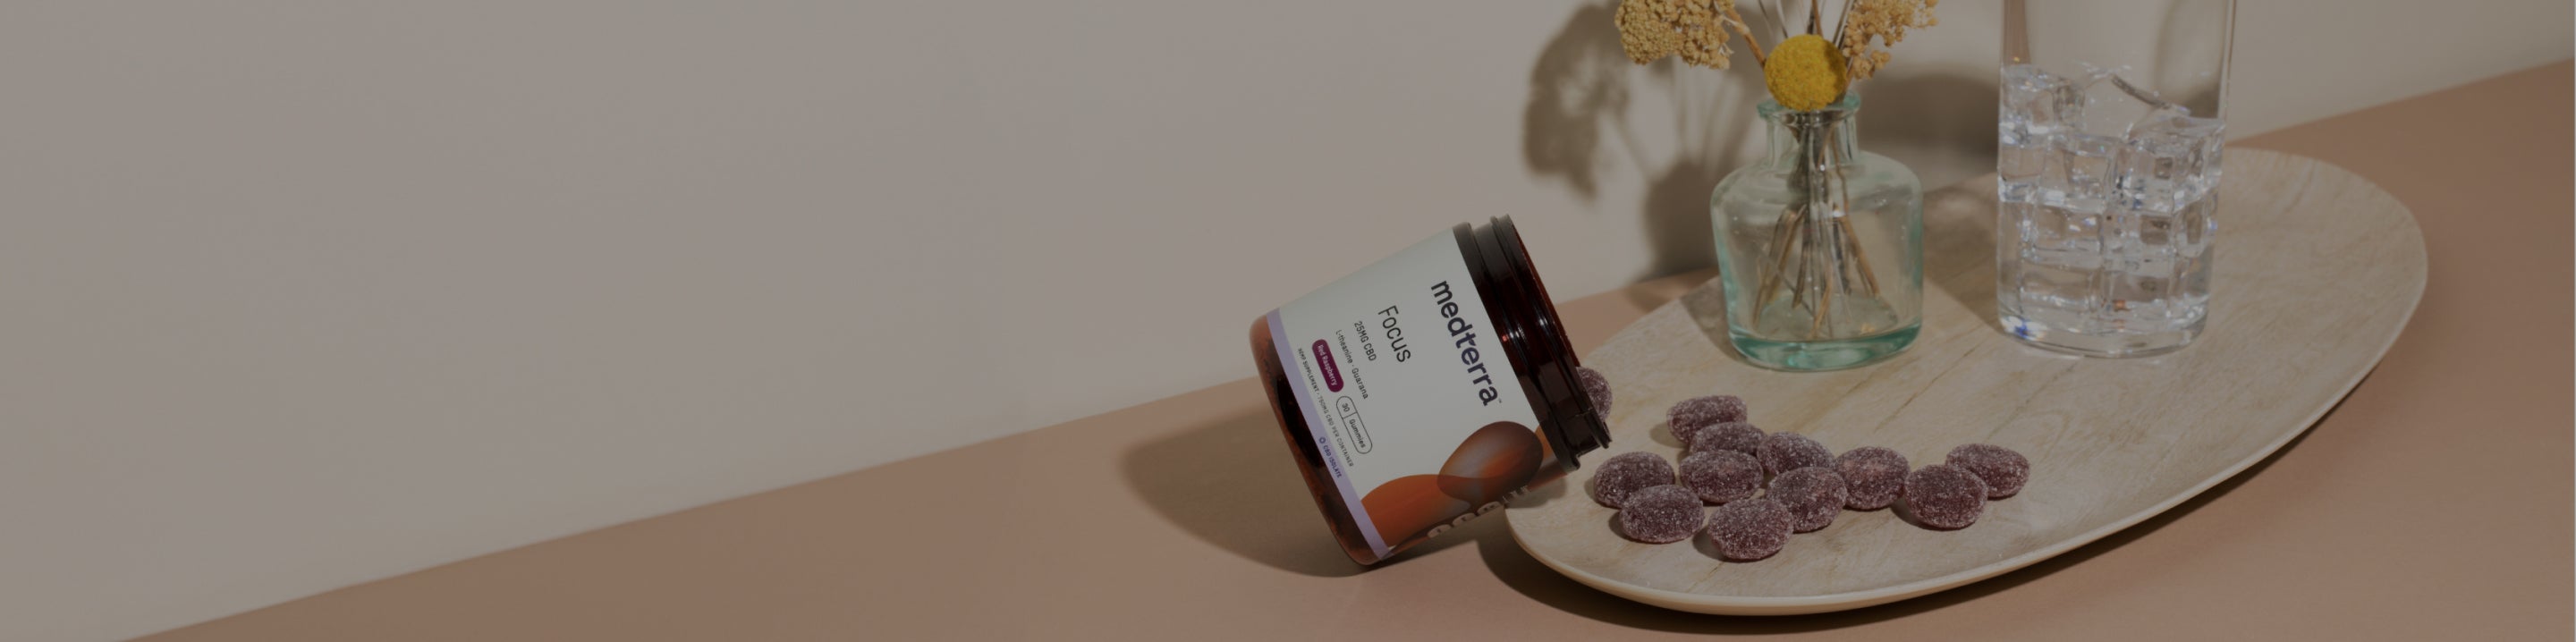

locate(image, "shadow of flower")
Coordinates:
1521 3 1633 200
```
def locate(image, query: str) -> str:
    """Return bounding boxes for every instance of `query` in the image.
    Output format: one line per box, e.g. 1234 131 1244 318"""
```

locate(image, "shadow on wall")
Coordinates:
1522 4 2002 281
1522 2 1758 283
1520 2 1631 204
1856 72 2001 189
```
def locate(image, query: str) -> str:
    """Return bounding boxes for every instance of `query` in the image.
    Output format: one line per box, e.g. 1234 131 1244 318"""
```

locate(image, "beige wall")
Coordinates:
0 2 2563 640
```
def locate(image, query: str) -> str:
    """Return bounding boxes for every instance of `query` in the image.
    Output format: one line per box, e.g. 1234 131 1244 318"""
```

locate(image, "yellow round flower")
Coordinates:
1763 35 1848 111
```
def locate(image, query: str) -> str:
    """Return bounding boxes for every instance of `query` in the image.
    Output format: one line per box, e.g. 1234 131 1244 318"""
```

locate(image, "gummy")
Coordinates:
1687 422 1767 460
1767 466 1849 532
1946 443 2030 499
1616 485 1706 544
1903 464 1988 529
1706 498 1793 561
1679 450 1763 504
1589 452 1675 508
1576 367 1613 422
1835 446 1910 511
1758 432 1833 477
1666 395 1748 444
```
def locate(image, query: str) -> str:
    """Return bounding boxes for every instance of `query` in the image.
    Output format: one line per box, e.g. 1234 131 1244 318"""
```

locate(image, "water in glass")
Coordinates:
1996 63 2223 357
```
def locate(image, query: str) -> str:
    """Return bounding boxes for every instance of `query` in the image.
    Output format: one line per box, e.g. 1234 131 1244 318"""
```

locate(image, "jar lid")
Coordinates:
1463 216 1612 468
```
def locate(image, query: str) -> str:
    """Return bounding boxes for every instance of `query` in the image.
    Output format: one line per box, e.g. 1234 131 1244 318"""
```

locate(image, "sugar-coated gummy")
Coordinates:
1758 432 1833 477
1666 395 1749 444
1589 452 1675 508
1679 450 1764 504
1767 466 1849 532
1576 367 1613 422
1835 446 1911 511
1687 422 1767 460
1946 443 2029 499
1706 498 1793 561
1903 464 1987 529
1616 485 1706 544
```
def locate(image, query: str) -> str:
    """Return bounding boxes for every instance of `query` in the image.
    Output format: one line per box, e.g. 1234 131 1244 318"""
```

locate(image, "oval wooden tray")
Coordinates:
1504 149 2426 615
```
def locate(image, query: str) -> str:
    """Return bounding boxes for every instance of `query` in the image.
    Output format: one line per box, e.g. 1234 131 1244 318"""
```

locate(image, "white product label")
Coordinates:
1265 230 1544 559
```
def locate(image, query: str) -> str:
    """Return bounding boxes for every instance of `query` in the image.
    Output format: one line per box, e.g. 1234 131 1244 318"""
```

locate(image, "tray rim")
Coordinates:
1505 150 2428 615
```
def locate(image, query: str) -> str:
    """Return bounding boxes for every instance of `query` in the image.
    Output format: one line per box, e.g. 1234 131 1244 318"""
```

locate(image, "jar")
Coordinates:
1250 215 1610 565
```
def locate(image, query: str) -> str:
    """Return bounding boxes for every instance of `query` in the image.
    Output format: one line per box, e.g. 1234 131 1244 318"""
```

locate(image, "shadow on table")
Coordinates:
1121 410 1476 578
1474 403 2332 632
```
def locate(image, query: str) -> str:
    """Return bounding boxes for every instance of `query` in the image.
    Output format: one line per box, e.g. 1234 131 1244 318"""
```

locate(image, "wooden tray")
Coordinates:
1503 149 2426 615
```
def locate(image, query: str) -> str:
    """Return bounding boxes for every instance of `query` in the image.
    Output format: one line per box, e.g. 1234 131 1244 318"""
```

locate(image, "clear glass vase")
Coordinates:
1709 96 1924 371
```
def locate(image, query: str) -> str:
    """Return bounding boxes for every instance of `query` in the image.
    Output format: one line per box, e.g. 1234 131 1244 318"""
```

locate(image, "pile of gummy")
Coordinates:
1575 367 2030 562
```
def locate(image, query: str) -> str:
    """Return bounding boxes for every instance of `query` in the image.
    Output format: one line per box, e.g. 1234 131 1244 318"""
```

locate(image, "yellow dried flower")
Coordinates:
1614 0 1684 64
1616 0 1734 69
1839 0 1938 80
1764 34 1847 110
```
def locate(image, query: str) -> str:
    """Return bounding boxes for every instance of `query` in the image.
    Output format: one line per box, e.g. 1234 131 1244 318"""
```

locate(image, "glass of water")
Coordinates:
1996 0 2234 357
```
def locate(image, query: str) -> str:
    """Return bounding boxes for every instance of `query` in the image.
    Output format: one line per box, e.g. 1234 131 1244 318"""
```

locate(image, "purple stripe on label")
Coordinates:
1269 309 1387 559
1312 341 1343 392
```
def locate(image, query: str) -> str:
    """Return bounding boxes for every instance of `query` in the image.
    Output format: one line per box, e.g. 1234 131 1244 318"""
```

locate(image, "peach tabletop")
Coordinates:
140 62 2574 641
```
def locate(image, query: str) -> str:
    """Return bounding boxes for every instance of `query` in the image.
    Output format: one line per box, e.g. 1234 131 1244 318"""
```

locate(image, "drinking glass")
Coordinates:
1996 0 2233 357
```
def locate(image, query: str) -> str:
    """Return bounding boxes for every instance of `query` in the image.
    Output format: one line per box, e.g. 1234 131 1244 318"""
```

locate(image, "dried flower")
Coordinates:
1677 0 1740 70
1617 0 1736 69
1615 0 1683 63
1838 0 1938 80
1718 1 1765 66
1763 34 1847 110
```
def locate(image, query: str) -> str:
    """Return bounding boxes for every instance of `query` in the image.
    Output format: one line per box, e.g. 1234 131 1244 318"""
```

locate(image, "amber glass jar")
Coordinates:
1250 216 1609 565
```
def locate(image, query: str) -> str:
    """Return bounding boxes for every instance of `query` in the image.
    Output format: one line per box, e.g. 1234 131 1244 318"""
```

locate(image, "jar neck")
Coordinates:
1759 96 1861 167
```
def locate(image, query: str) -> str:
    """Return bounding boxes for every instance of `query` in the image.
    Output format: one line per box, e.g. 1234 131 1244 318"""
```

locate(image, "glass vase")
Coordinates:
1709 96 1923 371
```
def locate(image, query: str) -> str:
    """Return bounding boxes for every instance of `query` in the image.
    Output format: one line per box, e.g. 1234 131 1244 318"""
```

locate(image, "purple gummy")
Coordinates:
1686 422 1767 460
1903 464 1988 529
1666 395 1748 444
1616 485 1706 544
1758 432 1833 477
1705 498 1793 561
1576 367 1613 422
1679 450 1764 504
1589 452 1675 508
1768 466 1849 532
1946 443 2030 499
1835 446 1911 511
